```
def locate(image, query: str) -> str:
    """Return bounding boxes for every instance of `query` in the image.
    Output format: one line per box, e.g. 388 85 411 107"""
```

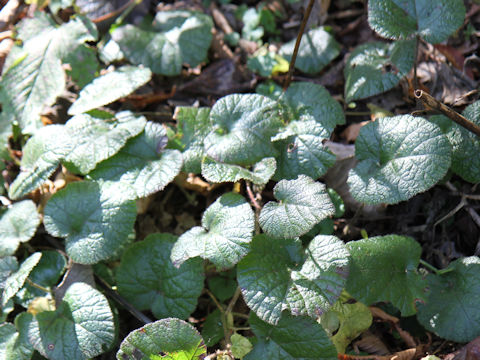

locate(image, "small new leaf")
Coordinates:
346 235 426 316
171 192 254 270
347 115 451 204
259 175 335 239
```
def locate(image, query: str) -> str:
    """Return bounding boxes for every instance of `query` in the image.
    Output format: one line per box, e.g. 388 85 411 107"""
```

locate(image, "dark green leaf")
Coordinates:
238 234 349 324
116 233 204 320
245 312 337 360
259 175 335 239
0 200 40 256
171 192 254 270
43 181 137 264
346 235 425 316
0 321 33 360
417 256 480 342
201 310 224 347
89 122 183 198
368 0 465 44
64 44 99 88
347 115 451 204
117 318 207 359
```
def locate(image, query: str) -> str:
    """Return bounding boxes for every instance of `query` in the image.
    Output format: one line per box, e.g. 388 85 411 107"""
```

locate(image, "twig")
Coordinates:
0 0 22 31
283 0 316 90
95 275 152 325
415 90 480 137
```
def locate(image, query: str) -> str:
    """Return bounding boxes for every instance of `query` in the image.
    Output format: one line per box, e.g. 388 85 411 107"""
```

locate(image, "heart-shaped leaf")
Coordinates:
116 233 204 320
201 157 276 185
259 175 335 239
368 0 466 44
347 115 451 204
238 234 349 325
89 122 182 199
417 256 480 342
245 312 337 360
171 192 254 270
346 235 425 316
26 282 115 360
64 111 147 174
430 101 480 183
43 181 137 264
0 12 97 133
344 40 416 102
117 318 207 359
0 200 40 256
204 94 282 166
112 10 213 76
280 27 340 74
175 106 213 173
2 252 42 307
68 66 152 115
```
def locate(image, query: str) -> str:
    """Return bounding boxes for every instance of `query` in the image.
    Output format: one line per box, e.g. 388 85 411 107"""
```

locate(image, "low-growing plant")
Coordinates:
0 0 479 359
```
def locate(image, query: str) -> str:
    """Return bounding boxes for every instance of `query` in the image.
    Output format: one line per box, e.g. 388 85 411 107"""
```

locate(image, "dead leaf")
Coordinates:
447 336 480 360
369 306 399 323
354 331 390 356
341 121 371 143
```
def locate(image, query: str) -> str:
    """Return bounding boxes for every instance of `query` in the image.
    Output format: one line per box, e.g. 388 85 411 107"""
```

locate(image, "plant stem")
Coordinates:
205 288 225 313
226 287 241 315
26 278 51 293
415 90 480 137
283 0 316 90
419 259 454 275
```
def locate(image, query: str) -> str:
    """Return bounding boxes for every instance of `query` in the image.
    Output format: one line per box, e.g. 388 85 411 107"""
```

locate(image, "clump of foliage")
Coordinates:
0 0 478 359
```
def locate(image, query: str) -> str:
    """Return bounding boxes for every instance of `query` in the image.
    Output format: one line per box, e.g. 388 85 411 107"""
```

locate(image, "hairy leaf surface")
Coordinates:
202 157 276 185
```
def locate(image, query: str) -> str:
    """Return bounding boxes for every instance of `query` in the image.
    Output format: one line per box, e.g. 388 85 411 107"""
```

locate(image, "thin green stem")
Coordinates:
205 288 225 314
26 278 51 294
419 259 453 275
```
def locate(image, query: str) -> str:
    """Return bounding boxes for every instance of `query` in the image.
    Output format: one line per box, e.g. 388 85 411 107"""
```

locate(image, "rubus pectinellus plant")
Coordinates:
0 0 478 359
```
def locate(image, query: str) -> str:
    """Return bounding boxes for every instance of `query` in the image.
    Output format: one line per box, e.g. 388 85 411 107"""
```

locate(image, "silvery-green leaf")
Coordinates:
237 235 349 325
347 115 451 204
259 175 335 239
89 122 182 198
112 11 213 76
68 66 152 115
0 200 40 256
204 94 283 166
201 157 276 186
344 40 416 102
368 0 465 44
43 181 137 264
280 27 340 74
171 192 254 270
0 321 33 360
116 233 204 320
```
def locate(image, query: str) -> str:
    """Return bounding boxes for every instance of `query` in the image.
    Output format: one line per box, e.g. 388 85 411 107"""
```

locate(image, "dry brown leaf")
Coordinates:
369 306 399 323
175 172 214 196
354 331 390 356
341 121 371 143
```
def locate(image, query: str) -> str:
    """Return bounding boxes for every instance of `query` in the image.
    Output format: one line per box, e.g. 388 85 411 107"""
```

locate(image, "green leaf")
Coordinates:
320 292 373 353
43 181 137 264
430 101 480 183
64 111 147 174
15 251 66 307
0 200 40 256
171 192 254 270
346 235 425 316
64 44 99 88
245 312 337 360
231 333 253 359
112 11 213 76
201 157 276 185
0 12 97 133
0 321 33 360
8 125 72 200
201 309 224 347
68 66 152 115
116 233 204 320
89 122 183 198
280 27 340 74
273 82 343 180
26 282 115 359
204 94 282 166
259 175 335 239
117 318 207 359
175 106 213 173
344 40 416 102
237 234 349 325
417 256 480 342
207 270 237 302
0 256 18 289
368 0 466 44
347 115 451 205
2 252 42 307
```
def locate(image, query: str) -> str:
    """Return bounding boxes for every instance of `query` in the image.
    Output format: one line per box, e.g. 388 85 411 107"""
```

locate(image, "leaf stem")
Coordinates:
226 287 241 315
205 288 225 313
415 90 480 137
26 278 51 294
419 259 454 275
283 0 316 90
